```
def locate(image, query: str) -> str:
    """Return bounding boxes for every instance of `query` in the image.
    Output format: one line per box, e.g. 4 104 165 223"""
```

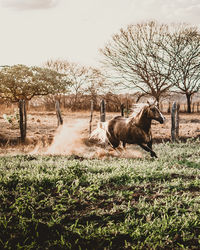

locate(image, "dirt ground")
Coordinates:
0 110 200 155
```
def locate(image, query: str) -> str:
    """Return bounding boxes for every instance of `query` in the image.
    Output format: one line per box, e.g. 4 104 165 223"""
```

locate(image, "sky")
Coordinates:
0 0 200 68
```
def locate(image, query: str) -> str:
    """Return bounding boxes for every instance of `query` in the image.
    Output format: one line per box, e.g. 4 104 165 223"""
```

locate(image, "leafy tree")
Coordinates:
0 64 69 142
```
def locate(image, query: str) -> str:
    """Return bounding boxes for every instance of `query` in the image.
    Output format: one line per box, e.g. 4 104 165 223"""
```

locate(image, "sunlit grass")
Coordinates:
0 140 200 249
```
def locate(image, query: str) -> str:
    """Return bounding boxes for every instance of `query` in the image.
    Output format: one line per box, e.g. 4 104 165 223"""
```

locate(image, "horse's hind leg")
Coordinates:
106 131 120 148
109 139 120 150
116 141 126 156
106 132 122 156
109 140 122 156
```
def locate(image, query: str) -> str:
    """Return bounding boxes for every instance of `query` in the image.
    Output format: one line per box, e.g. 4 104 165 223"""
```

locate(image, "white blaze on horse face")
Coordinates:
155 107 165 123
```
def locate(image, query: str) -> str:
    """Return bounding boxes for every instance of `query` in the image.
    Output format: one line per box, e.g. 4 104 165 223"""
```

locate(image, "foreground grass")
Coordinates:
0 140 200 249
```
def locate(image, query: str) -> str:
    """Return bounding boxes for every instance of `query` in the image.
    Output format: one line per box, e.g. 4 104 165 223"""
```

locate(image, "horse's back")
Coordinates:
112 116 125 121
108 116 127 130
107 116 128 140
106 116 125 148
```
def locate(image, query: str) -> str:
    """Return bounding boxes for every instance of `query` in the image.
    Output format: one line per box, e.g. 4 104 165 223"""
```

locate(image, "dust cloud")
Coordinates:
31 120 143 159
45 121 88 156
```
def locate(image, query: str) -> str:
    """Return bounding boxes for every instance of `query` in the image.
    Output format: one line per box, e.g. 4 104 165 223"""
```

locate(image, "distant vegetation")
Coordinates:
0 21 200 117
0 140 199 249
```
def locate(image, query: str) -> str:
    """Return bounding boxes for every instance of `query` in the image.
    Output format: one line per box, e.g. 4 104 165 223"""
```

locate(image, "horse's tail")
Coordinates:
89 121 109 144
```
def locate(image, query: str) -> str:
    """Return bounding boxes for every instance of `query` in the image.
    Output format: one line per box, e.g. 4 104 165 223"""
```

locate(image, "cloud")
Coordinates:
0 0 61 10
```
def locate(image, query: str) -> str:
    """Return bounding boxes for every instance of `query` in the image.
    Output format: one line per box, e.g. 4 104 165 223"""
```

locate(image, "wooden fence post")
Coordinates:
171 102 176 142
197 102 200 113
120 104 125 117
19 100 26 143
126 98 129 117
168 102 171 113
176 103 180 140
89 100 94 134
100 99 106 122
55 100 63 126
171 102 180 142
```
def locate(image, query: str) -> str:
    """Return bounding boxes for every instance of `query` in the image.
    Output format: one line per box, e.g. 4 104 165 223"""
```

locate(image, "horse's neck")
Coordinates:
133 110 151 132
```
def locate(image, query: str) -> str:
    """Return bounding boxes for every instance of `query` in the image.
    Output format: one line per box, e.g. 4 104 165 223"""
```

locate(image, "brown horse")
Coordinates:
106 102 165 158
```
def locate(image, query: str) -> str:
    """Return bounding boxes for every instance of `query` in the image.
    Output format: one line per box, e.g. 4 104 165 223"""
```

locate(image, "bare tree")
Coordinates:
168 24 200 113
84 67 105 109
100 21 175 104
45 59 104 110
100 21 178 104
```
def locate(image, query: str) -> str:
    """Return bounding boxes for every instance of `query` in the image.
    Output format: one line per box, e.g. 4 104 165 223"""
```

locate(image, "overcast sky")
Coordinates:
0 0 200 67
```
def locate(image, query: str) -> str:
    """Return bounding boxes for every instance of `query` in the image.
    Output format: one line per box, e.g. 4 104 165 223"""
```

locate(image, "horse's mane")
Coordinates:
129 103 148 118
130 99 157 118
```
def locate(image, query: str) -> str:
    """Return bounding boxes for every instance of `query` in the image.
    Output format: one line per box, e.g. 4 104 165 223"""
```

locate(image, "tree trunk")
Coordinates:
71 93 79 111
186 94 191 113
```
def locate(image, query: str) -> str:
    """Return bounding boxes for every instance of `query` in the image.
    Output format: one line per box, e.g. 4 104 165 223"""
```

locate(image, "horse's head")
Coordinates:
146 103 165 124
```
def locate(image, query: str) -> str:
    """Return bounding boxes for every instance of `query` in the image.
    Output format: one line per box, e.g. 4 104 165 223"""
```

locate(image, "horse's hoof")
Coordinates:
151 153 158 158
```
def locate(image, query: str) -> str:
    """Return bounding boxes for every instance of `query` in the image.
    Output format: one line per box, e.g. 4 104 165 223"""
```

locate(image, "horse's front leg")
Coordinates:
147 140 152 150
139 143 157 158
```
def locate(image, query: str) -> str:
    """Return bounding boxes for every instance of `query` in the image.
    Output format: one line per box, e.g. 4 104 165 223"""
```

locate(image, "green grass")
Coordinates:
0 140 200 249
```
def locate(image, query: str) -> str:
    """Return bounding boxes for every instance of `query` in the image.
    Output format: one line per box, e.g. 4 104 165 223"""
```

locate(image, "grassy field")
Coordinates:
0 140 200 249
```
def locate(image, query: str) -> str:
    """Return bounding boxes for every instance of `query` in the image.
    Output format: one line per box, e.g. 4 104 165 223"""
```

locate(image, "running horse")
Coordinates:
106 102 165 158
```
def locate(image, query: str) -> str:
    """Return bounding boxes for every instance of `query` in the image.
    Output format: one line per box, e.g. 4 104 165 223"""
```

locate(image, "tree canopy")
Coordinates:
100 21 175 103
0 64 70 142
167 25 200 112
45 59 105 110
100 21 200 111
0 64 69 102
